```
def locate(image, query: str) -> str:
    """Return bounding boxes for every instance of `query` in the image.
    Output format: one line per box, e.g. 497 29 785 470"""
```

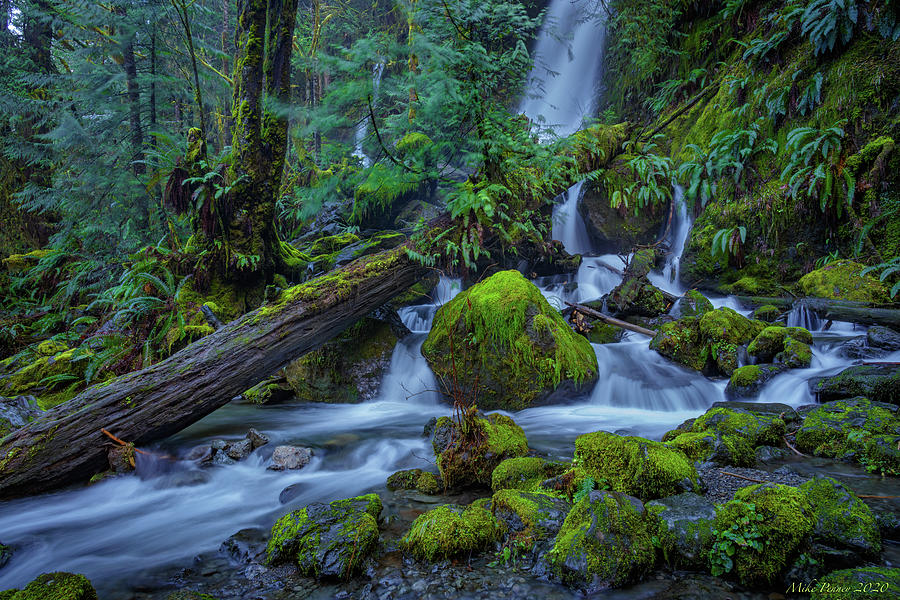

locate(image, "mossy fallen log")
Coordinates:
0 248 429 499
733 296 900 328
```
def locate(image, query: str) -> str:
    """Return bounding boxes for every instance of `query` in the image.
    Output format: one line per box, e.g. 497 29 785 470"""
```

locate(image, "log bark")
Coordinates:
797 298 900 329
0 248 429 499
567 302 657 337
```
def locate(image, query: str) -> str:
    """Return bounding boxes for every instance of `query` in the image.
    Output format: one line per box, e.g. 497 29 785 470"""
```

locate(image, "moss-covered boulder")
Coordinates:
265 493 382 579
714 483 815 586
574 431 700 500
431 412 528 489
650 307 766 376
751 304 781 323
800 476 881 559
0 572 97 600
799 260 890 303
665 405 786 466
625 248 660 279
386 468 442 495
646 492 716 570
491 489 571 551
868 326 900 352
670 289 714 319
605 276 668 318
811 364 900 405
725 364 787 399
795 397 900 474
586 322 624 344
747 326 813 368
544 490 658 592
401 503 501 561
239 376 294 404
284 317 397 403
578 174 666 254
422 271 597 410
490 456 568 493
810 567 900 600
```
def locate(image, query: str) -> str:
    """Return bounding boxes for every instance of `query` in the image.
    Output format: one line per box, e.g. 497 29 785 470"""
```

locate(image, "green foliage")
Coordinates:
801 0 859 56
708 501 764 576
609 137 674 213
781 120 852 213
711 226 746 261
796 71 825 116
862 257 900 298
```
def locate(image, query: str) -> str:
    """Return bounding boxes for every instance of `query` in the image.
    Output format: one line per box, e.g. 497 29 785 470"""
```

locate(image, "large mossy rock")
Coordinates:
491 489 571 556
284 317 397 403
401 503 501 561
650 307 766 376
605 276 668 318
544 490 658 592
664 406 786 467
747 326 813 368
431 412 529 488
810 567 900 600
265 493 382 579
574 431 699 500
713 483 815 587
670 289 714 319
646 492 716 570
0 572 98 600
577 173 666 254
811 364 900 405
795 397 900 474
799 260 890 303
800 476 881 560
422 270 598 410
724 364 787 399
490 456 569 493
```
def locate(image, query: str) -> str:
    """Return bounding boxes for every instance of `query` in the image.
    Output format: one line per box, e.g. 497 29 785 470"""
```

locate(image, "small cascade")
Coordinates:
648 185 691 296
352 62 385 167
537 255 625 308
551 181 594 255
786 303 822 331
398 277 462 333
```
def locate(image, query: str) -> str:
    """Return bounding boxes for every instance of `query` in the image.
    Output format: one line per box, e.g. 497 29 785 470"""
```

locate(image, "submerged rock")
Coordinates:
543 490 657 592
431 412 528 489
266 493 382 579
401 503 500 562
268 445 312 471
422 270 598 411
574 431 700 500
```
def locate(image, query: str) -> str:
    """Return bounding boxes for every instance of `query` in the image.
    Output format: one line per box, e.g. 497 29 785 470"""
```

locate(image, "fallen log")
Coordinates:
567 302 657 338
0 248 429 499
797 297 900 329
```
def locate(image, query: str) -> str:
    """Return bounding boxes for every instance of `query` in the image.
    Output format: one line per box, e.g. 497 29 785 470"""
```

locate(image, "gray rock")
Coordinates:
268 445 312 471
711 400 799 422
186 445 213 463
226 438 253 460
212 452 237 466
810 364 900 405
646 492 716 570
210 439 228 451
868 326 900 351
220 528 266 564
246 428 270 449
754 445 787 463
0 395 41 436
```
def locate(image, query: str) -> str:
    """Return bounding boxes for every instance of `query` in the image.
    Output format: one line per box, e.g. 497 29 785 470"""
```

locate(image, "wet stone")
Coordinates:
246 428 269 449
220 527 266 564
268 445 312 471
225 438 253 460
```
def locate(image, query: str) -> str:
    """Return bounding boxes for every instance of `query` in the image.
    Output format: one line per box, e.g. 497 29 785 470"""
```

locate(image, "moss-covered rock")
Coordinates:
812 364 900 406
646 492 716 570
606 276 668 318
1 572 97 600
650 308 765 376
751 305 781 323
714 483 815 586
544 490 658 592
0 346 85 409
725 364 787 399
800 476 881 559
795 397 900 474
574 431 700 500
586 322 624 344
401 503 501 561
387 468 425 491
665 405 787 466
491 489 571 549
798 260 890 303
422 271 598 410
284 317 397 403
747 325 813 368
239 376 294 404
416 471 442 495
490 456 568 493
266 493 381 579
670 289 714 318
625 248 660 279
431 412 529 489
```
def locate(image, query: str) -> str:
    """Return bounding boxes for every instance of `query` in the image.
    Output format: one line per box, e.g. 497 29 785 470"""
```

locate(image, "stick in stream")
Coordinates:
566 302 657 337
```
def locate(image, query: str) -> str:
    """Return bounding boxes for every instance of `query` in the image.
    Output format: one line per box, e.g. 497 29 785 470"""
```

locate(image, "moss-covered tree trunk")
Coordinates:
212 0 299 287
0 248 428 500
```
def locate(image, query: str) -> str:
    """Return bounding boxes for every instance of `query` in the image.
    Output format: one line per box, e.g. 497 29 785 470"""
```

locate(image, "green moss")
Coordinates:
692 407 785 447
799 476 880 557
810 567 900 600
799 260 889 303
395 131 433 153
795 397 900 465
574 431 699 500
715 483 815 586
433 413 529 488
416 471 441 495
490 489 568 546
387 468 423 491
544 490 657 590
751 305 781 322
680 290 714 317
422 270 597 410
2 249 55 273
665 430 717 462
730 365 762 388
491 457 546 492
401 504 500 561
5 572 97 600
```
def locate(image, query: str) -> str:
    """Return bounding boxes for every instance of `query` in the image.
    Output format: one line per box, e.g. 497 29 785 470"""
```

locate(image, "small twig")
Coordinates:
721 471 765 484
783 437 807 457
857 494 900 500
101 428 152 456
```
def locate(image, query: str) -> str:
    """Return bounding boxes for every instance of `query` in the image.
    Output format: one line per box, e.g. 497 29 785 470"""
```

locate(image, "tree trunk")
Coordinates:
0 248 429 500
123 37 144 175
150 27 158 129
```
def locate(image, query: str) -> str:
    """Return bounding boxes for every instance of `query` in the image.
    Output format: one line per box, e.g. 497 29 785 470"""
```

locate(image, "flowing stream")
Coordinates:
0 1 895 596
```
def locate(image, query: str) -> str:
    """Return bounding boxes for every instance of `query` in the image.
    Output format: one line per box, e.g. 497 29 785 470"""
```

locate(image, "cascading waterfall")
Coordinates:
352 62 385 168
648 184 691 296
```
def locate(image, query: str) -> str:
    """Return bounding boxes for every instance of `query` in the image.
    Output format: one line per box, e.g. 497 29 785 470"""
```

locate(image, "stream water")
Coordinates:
0 1 897 598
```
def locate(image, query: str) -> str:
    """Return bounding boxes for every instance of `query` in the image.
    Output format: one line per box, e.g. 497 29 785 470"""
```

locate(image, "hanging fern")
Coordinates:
801 0 859 55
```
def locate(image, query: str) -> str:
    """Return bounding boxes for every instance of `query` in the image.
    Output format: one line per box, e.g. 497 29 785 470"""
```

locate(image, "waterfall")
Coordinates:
550 180 594 254
648 184 691 296
353 62 385 168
